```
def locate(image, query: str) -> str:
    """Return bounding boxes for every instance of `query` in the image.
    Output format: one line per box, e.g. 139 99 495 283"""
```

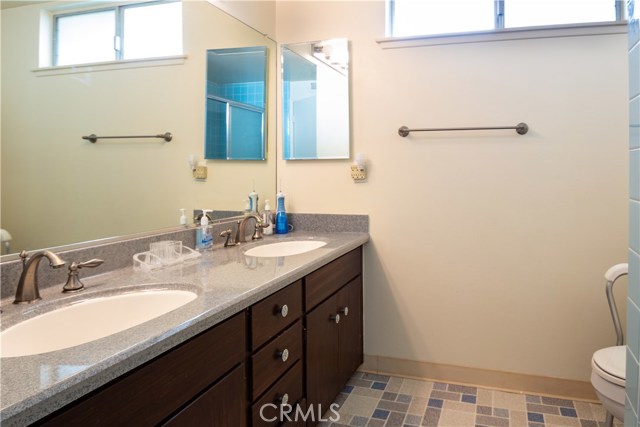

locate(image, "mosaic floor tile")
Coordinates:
325 371 621 427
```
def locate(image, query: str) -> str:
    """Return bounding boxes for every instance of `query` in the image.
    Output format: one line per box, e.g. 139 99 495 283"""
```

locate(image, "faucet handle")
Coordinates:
252 222 267 241
76 259 105 269
62 258 104 293
220 229 237 247
19 250 28 266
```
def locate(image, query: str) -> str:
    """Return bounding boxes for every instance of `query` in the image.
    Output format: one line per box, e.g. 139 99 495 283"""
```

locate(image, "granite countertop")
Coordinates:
0 231 369 426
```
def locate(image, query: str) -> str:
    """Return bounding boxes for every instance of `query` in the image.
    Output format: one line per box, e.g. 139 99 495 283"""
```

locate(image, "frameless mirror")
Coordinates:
205 47 267 160
1 1 276 255
282 38 350 160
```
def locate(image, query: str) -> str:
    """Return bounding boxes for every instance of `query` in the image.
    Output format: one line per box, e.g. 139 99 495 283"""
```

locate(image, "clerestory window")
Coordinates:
53 0 182 66
387 0 625 38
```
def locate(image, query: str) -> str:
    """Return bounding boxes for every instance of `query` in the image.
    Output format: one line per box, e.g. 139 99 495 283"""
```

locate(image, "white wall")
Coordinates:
276 1 629 381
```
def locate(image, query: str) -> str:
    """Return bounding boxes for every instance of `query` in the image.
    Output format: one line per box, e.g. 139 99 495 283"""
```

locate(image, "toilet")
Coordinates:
591 345 626 421
590 263 628 424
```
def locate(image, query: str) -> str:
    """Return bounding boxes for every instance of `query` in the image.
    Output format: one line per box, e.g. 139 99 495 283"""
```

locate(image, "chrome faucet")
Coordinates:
14 250 66 304
236 214 266 243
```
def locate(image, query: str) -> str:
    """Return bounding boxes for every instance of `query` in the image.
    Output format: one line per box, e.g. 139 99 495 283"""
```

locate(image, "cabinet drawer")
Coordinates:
163 363 246 426
40 313 246 427
251 361 304 427
252 320 302 400
305 247 362 310
251 280 302 349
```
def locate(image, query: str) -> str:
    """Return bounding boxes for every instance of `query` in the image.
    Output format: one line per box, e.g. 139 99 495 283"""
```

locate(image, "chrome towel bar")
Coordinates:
398 122 528 137
82 132 173 143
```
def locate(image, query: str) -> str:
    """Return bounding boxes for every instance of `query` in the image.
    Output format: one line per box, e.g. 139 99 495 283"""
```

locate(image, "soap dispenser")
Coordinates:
195 209 213 251
263 200 273 235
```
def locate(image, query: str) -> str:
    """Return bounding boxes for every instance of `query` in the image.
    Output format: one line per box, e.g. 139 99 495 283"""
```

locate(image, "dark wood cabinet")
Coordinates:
251 320 303 400
249 281 304 426
32 246 363 427
305 276 363 423
163 363 246 427
306 292 341 414
251 361 305 427
337 276 364 384
38 313 246 427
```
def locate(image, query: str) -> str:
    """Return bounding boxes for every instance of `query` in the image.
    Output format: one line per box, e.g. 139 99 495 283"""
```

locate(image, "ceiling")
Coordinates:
1 1 47 9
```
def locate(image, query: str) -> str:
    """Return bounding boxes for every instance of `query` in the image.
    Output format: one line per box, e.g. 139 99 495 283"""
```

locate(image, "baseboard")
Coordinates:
361 354 598 402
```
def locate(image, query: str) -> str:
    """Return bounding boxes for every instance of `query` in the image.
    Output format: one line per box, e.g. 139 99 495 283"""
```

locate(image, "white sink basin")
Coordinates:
1 289 197 357
244 240 327 257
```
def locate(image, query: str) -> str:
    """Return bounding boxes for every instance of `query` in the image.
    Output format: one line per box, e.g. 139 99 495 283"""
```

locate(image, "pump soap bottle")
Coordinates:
195 209 213 251
179 209 187 226
275 191 288 234
263 200 273 235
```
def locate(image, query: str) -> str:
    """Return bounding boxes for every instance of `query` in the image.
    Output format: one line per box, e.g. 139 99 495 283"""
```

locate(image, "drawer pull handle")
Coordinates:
340 306 349 317
278 304 289 318
278 393 289 406
330 314 341 324
276 348 289 362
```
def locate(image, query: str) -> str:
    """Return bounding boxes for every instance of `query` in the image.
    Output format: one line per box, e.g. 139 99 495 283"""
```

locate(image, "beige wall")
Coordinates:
1 1 277 252
276 1 629 381
206 0 276 37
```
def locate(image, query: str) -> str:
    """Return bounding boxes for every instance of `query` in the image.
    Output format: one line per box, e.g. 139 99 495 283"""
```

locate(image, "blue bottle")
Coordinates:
275 191 288 234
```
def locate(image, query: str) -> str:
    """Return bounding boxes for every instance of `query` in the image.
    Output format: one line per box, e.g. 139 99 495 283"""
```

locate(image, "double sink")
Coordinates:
1 239 326 358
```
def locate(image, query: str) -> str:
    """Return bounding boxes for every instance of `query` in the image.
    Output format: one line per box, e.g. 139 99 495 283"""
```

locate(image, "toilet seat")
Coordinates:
592 345 626 386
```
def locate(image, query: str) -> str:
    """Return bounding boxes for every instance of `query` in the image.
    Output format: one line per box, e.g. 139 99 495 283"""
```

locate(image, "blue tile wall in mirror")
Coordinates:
205 46 267 160
282 38 350 160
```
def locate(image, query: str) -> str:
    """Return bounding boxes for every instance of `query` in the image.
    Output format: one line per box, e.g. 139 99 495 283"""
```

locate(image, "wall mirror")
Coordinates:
0 0 277 255
205 46 267 160
282 38 350 160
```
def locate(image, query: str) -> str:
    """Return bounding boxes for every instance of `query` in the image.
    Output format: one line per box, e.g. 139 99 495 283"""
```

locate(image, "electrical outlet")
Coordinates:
350 165 366 182
194 166 208 180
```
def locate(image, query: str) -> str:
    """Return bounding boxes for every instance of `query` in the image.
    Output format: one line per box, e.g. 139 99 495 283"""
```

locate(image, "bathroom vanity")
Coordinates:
0 231 367 427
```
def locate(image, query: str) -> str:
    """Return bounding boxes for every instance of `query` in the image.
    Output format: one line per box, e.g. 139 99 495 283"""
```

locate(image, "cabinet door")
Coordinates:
39 313 246 427
163 364 246 426
337 276 363 389
305 293 340 414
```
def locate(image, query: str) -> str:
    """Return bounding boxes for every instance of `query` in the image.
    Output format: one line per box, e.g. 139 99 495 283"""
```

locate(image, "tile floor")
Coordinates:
320 371 621 427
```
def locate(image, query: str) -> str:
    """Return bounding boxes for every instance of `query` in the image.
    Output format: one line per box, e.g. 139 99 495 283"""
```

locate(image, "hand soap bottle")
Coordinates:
275 191 288 234
263 200 273 235
179 208 187 226
195 209 213 251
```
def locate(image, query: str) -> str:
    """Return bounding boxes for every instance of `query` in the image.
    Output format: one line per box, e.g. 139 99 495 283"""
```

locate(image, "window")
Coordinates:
54 1 182 66
387 0 623 38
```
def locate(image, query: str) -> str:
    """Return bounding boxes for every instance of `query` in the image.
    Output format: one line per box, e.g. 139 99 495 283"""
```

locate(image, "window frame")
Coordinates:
386 0 627 39
52 0 180 67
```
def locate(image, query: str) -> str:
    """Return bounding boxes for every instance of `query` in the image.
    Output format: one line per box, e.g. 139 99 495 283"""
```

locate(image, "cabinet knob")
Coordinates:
330 314 341 324
340 306 349 317
276 348 289 362
278 304 289 318
277 393 289 406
